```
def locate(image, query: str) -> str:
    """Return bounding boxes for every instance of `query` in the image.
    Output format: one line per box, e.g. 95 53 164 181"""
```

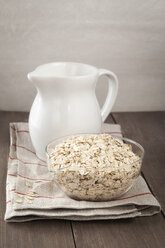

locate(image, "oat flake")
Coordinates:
49 134 141 201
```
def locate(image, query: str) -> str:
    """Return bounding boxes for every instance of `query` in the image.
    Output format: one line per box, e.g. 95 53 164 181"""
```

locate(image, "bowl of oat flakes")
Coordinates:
46 134 144 201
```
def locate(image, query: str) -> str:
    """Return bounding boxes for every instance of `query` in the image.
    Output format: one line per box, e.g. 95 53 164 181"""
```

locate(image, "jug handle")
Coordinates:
98 69 119 122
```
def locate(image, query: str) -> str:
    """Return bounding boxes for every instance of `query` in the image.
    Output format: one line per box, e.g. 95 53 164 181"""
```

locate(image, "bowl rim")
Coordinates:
45 133 144 171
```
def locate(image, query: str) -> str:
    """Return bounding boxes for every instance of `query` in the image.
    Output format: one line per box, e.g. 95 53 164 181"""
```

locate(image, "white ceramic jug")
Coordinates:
28 62 118 161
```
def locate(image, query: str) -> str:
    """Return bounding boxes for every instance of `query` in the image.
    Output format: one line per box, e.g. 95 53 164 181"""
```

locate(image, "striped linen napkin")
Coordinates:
5 123 160 222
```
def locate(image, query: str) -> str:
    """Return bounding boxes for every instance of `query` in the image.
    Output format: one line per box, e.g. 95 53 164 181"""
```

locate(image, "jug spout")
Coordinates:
27 72 33 82
27 71 39 84
27 71 43 90
27 70 59 96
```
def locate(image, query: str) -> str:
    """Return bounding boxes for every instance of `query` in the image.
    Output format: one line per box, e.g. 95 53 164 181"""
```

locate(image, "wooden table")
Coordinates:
0 111 165 248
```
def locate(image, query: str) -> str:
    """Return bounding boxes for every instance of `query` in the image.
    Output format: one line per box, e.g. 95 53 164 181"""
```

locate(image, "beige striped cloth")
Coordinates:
5 123 160 222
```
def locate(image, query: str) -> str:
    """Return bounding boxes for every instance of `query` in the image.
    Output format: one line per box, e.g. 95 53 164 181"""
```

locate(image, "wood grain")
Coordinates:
71 112 165 248
1 111 165 248
0 111 75 248
112 112 165 214
72 214 165 248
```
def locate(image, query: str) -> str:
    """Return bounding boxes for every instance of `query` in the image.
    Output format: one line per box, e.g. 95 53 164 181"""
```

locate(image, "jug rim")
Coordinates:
28 62 98 79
